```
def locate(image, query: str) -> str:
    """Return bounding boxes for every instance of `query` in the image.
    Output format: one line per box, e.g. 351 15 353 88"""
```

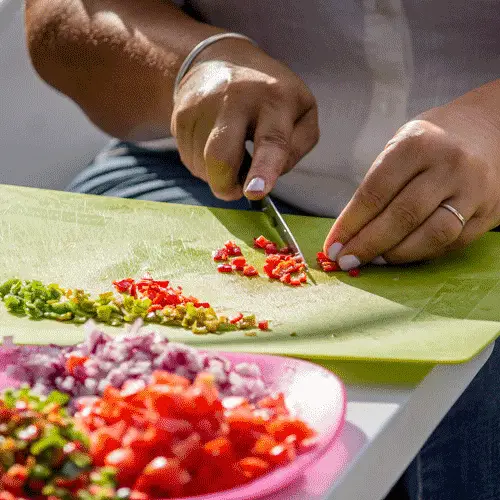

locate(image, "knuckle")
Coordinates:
255 128 290 152
354 185 387 213
390 202 421 231
427 222 456 248
266 80 293 102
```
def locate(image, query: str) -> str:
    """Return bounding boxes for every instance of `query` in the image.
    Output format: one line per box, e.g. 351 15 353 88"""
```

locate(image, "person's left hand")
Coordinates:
323 97 500 270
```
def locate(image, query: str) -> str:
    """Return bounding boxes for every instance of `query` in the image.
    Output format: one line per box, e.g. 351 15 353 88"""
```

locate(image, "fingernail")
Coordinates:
339 255 361 271
371 256 387 265
245 177 265 193
327 242 343 261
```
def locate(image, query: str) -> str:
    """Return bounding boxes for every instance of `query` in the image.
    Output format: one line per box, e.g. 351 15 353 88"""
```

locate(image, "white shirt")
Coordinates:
169 0 500 216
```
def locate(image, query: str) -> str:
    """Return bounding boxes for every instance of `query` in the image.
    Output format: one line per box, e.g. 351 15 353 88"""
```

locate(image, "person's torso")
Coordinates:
182 0 500 216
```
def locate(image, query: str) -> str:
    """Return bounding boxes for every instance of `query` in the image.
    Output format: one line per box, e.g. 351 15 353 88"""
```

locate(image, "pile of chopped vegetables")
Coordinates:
0 388 122 500
74 371 317 497
4 322 269 403
213 237 361 286
213 238 307 286
0 323 318 499
0 275 269 334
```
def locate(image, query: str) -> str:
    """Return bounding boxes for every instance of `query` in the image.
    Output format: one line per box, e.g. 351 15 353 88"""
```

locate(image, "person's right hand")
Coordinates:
171 41 319 201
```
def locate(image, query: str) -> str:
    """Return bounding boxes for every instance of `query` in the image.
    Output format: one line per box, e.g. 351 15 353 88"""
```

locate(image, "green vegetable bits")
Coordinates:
0 278 260 334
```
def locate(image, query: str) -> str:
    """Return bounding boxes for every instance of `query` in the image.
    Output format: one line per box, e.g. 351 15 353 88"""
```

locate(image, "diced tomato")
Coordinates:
203 437 233 462
229 312 243 324
266 416 316 442
171 433 202 468
267 442 296 465
290 277 301 286
254 235 272 249
152 371 191 388
133 457 190 497
238 457 271 479
212 248 229 262
105 448 150 486
65 354 89 375
243 265 259 277
258 320 269 331
279 273 291 284
257 393 288 416
251 434 278 456
89 424 125 465
217 264 233 273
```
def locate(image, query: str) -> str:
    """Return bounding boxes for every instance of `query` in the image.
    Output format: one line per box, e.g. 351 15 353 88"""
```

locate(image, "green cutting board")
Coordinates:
0 184 499 369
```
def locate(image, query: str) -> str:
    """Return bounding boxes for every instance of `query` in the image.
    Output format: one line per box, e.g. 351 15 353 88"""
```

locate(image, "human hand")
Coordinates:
171 42 318 201
324 100 500 269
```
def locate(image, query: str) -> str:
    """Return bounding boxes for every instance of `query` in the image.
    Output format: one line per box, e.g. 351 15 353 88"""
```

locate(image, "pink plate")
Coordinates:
0 350 346 500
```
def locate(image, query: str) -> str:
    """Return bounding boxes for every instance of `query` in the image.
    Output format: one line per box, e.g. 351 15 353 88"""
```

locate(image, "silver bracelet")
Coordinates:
173 32 258 97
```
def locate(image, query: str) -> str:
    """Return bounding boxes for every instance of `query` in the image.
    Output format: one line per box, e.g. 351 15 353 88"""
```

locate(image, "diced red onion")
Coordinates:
1 320 269 405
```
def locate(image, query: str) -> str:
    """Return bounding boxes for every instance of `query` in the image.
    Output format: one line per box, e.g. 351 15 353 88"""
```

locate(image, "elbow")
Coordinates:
25 0 86 92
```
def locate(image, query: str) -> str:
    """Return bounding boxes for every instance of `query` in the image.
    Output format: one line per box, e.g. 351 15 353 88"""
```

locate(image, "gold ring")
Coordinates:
439 203 466 228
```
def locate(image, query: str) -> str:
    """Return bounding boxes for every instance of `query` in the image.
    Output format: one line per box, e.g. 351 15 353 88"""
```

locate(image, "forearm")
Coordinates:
26 0 233 140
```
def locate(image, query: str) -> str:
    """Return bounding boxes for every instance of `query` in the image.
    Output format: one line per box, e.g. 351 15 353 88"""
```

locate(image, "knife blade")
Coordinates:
238 150 316 283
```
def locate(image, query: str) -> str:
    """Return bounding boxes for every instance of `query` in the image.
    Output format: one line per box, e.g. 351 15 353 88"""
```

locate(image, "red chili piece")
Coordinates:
213 249 229 262
243 265 259 277
229 312 244 324
217 264 233 274
316 252 341 272
253 235 272 249
224 240 243 256
258 320 269 331
348 268 361 277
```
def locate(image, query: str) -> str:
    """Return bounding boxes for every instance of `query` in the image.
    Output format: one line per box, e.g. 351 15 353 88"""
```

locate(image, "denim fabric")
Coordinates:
67 140 305 215
68 141 500 500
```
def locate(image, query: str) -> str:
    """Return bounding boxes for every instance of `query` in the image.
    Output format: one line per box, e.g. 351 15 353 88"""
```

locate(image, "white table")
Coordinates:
266 343 493 500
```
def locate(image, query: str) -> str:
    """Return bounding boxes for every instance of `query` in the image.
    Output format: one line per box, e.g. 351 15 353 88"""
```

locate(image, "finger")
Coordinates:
171 106 198 174
243 107 296 200
283 106 320 173
446 211 497 252
323 137 427 259
191 116 211 182
204 108 250 201
382 199 475 263
335 169 455 269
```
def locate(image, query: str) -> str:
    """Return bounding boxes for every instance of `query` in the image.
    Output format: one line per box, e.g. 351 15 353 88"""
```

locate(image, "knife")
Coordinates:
238 150 316 283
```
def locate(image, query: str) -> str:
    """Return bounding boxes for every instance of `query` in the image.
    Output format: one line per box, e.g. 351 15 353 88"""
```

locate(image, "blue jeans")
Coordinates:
68 141 500 500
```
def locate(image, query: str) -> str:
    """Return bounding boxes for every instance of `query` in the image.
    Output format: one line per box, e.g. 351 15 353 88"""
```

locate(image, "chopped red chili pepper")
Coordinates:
264 243 279 255
224 241 243 257
213 249 229 262
243 265 259 277
65 354 89 375
217 264 233 273
231 256 247 272
113 278 135 293
258 320 269 331
229 312 244 324
348 268 361 277
254 235 272 249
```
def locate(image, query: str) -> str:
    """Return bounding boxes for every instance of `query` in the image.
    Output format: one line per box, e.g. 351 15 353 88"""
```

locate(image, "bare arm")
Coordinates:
25 0 242 140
